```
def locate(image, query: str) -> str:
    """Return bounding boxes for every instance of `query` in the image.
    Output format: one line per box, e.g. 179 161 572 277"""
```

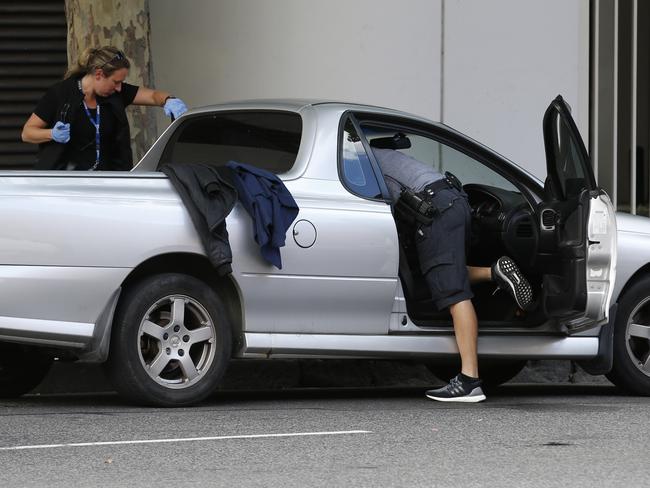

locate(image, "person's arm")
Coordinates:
132 86 188 118
21 113 56 144
131 86 171 107
23 83 70 144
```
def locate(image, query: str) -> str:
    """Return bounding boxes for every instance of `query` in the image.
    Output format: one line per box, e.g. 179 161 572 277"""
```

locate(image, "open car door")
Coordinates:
537 95 617 333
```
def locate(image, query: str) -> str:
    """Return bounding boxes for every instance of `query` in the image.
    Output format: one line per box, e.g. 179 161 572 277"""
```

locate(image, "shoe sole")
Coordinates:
426 393 486 403
494 257 533 310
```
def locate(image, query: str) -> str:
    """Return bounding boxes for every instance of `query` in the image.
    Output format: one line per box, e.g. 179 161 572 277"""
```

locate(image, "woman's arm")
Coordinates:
22 113 54 144
132 86 187 119
132 86 172 107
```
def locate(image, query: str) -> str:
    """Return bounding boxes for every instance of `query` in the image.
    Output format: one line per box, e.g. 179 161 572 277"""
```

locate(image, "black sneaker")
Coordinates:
492 256 534 310
425 374 486 403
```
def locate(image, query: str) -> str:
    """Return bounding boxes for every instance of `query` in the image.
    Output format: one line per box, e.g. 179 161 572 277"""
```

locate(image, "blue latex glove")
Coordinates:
163 97 188 119
51 121 70 143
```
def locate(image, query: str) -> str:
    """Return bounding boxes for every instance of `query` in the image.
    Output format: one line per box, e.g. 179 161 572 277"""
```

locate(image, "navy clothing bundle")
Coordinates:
161 163 237 276
226 161 299 269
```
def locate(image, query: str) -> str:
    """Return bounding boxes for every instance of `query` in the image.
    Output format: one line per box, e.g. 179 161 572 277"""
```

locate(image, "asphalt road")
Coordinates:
0 385 647 487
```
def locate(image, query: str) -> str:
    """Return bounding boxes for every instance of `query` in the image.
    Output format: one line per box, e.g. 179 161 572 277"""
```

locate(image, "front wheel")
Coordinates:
106 273 232 406
606 277 650 395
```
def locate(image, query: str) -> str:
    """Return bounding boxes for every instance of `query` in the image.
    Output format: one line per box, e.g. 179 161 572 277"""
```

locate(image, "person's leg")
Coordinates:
426 298 485 402
422 189 485 402
449 299 479 378
467 266 491 284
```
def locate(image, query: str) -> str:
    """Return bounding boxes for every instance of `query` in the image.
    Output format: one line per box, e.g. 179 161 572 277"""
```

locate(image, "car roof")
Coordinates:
183 98 441 125
171 99 540 185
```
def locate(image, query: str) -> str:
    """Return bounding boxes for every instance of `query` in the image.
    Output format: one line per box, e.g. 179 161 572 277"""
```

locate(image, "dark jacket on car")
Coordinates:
161 163 238 276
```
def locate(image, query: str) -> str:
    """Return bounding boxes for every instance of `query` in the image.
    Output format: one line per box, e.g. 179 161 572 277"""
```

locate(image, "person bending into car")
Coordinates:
21 46 188 171
373 148 534 403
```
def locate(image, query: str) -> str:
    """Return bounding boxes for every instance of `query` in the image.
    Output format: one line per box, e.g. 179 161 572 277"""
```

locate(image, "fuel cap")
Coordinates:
292 219 317 248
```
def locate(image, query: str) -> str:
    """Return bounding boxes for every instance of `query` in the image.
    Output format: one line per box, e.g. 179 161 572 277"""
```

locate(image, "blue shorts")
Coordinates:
414 187 473 310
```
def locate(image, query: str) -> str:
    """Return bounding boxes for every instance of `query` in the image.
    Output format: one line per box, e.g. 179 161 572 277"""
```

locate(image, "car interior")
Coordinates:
363 128 551 329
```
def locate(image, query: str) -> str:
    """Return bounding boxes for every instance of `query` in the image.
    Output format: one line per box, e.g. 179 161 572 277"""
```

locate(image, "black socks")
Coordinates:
459 372 481 384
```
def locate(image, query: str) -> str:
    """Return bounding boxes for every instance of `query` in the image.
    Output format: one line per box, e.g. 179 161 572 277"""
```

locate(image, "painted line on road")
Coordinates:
0 430 372 451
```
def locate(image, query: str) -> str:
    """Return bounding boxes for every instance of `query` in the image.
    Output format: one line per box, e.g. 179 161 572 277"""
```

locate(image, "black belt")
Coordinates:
419 172 463 200
421 178 452 197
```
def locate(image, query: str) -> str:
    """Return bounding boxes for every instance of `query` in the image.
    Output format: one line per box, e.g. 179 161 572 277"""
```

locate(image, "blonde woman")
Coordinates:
22 46 187 171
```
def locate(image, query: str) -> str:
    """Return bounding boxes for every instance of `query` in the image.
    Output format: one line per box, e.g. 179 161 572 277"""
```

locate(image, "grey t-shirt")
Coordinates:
372 148 443 201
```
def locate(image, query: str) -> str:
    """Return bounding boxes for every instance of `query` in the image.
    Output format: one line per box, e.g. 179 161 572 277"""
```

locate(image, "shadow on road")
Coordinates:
12 383 625 411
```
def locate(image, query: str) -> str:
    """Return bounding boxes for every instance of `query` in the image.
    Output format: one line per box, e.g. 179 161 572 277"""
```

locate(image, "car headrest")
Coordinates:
369 132 412 150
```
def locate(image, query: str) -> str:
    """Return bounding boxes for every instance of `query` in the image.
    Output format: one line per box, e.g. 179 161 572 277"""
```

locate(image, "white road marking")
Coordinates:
0 430 372 451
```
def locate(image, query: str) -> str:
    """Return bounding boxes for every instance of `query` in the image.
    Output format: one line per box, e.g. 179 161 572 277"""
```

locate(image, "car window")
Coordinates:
362 125 518 192
158 111 302 174
339 119 382 199
548 109 590 199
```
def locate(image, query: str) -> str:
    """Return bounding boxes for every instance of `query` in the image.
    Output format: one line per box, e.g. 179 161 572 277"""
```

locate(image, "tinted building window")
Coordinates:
159 111 302 174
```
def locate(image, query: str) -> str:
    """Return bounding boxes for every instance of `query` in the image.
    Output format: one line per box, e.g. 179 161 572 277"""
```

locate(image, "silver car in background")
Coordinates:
0 96 644 407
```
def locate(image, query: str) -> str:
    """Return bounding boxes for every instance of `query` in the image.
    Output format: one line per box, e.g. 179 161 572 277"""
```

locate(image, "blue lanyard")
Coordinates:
81 101 101 170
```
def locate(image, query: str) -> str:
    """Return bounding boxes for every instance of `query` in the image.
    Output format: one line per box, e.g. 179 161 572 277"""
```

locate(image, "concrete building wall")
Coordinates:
443 0 590 177
148 0 590 178
149 0 441 120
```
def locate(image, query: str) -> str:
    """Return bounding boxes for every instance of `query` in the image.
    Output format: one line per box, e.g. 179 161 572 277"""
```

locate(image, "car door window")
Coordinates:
544 102 596 199
157 111 302 174
361 125 518 192
339 118 382 199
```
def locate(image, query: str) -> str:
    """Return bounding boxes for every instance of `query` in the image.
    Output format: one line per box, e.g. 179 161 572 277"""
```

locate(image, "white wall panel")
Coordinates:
149 0 441 122
443 0 590 178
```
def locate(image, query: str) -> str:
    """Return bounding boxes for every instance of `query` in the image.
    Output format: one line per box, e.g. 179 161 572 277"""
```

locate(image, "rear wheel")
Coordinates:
106 273 232 406
606 277 650 395
0 344 53 398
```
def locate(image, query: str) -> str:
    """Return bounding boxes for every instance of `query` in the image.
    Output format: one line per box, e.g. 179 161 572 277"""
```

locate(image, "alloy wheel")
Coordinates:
624 295 650 378
138 294 217 388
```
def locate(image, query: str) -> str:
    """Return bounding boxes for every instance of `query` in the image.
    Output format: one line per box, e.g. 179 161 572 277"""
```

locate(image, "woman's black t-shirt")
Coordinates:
34 78 138 170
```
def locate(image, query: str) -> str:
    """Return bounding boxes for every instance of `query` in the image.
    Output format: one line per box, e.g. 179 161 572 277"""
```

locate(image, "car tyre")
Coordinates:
0 344 53 398
106 273 232 407
606 277 650 395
